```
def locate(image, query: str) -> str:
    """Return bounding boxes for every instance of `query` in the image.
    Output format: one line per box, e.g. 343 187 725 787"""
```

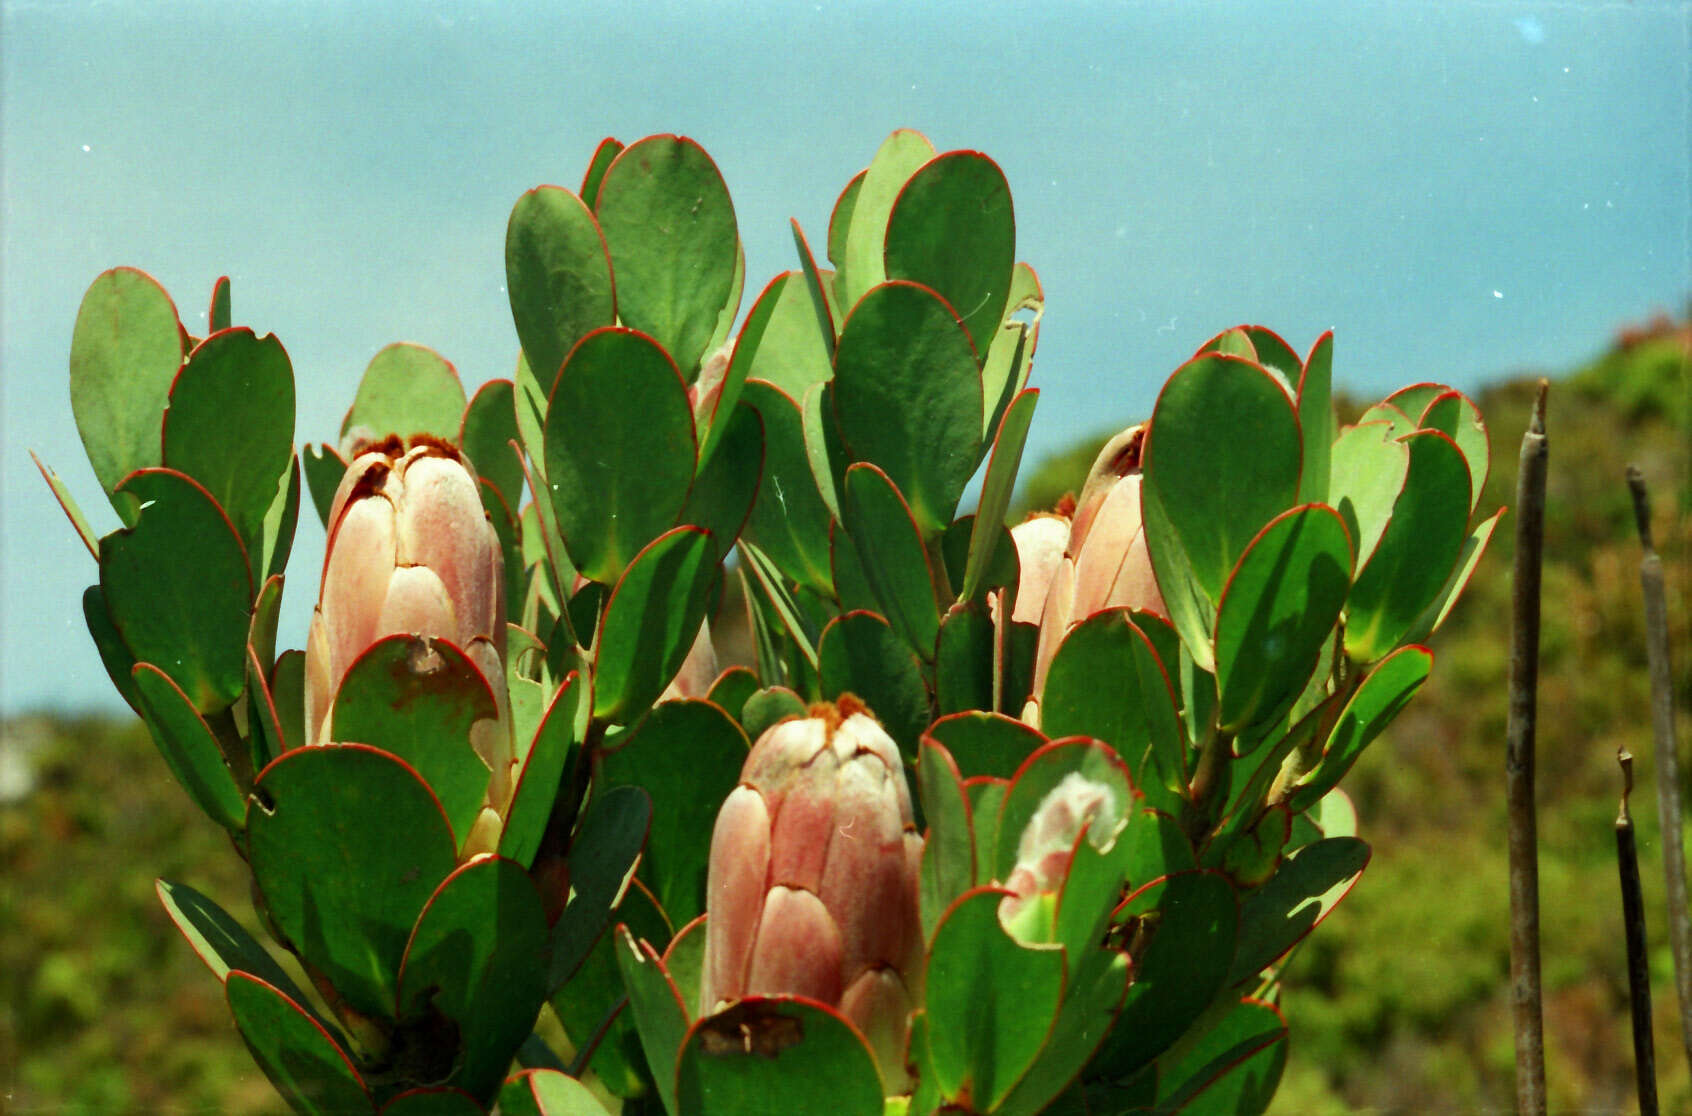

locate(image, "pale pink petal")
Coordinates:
702 786 772 1010
1104 528 1167 619
743 717 828 815
818 754 913 976
394 448 500 647
745 886 844 1005
1071 476 1144 618
659 618 719 703
376 566 459 642
838 967 914 1093
1009 514 1071 625
321 495 397 684
766 746 841 894
1030 555 1076 701
304 609 334 745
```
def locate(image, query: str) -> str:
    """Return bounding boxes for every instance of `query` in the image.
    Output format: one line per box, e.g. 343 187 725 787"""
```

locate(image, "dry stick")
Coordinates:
1616 744 1660 1116
1628 466 1692 1071
1507 380 1549 1116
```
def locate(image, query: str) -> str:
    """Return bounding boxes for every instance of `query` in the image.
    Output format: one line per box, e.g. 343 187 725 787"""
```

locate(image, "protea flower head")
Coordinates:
701 696 923 1093
1006 508 1072 626
304 434 512 853
1027 424 1165 724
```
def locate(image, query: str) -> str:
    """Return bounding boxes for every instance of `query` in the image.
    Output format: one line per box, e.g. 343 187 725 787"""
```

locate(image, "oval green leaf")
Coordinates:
227 972 373 1115
816 610 931 756
592 527 717 723
840 462 941 658
132 663 248 832
460 378 525 513
506 186 616 392
340 343 466 444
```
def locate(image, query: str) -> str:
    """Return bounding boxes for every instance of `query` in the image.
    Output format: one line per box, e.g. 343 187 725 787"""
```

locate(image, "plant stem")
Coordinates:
1628 466 1692 1071
1615 744 1660 1116
1506 380 1548 1115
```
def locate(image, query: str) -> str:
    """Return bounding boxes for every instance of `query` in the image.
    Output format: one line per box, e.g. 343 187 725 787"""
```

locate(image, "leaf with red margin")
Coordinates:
1227 836 1370 984
592 527 717 723
677 996 883 1116
506 187 616 397
500 671 586 869
614 926 691 1116
247 744 459 1023
789 219 837 361
378 1086 486 1116
340 343 466 445
397 856 551 1100
1162 997 1287 1115
132 662 247 832
30 450 98 559
227 971 373 1115
839 462 941 659
497 1069 615 1115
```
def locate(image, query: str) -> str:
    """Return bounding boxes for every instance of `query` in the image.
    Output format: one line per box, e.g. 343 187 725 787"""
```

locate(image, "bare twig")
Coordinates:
1628 466 1692 1071
1507 380 1549 1115
1616 745 1660 1116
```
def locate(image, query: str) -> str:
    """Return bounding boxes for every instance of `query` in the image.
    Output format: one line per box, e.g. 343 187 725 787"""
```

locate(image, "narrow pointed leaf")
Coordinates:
1288 647 1431 812
614 927 690 1116
501 671 586 868
549 785 652 991
1228 836 1370 983
1405 506 1506 642
790 219 838 360
1295 332 1335 505
31 451 99 559
964 388 1038 602
681 402 762 554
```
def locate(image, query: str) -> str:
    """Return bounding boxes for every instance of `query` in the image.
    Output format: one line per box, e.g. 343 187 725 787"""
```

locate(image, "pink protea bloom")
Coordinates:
304 434 512 854
701 696 924 1093
1027 425 1166 725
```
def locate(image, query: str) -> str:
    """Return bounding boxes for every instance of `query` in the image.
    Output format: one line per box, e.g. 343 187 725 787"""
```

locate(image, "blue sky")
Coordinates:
3 0 1688 713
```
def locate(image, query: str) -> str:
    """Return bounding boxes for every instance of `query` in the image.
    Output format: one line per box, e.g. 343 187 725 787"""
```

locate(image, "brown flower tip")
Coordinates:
1052 493 1077 519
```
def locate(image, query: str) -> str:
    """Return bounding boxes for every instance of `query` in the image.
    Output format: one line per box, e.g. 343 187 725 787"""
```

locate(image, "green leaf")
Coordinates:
841 129 936 310
1213 506 1353 736
1417 389 1491 514
979 264 1042 448
826 169 866 303
460 378 526 513
553 883 667 1100
832 282 982 535
739 272 834 402
303 443 347 528
581 136 623 206
884 150 1015 359
595 135 738 376
1288 648 1430 812
663 916 708 1020
379 1088 487 1116
1382 382 1448 427
501 672 587 868
248 744 459 1022
1229 836 1369 983
156 879 312 1007
1040 611 1185 813
613 927 690 1116
918 740 977 941
100 469 253 712
739 380 835 594
30 451 100 560
259 451 301 585
681 402 762 554
1120 807 1198 885
1157 998 1286 1114
840 463 941 658
162 328 296 560
546 327 695 584
549 785 652 992
790 219 839 362
925 888 1065 1110
935 603 995 715
1142 357 1300 673
506 186 615 394
1295 332 1335 506
82 585 141 712
677 999 883 1116
397 856 551 1099
992 738 1135 883
340 343 466 444
924 711 1045 781
1344 431 1471 662
801 380 846 523
964 388 1038 602
1327 421 1410 571
816 610 930 756
209 276 231 333
593 527 717 723
331 634 500 852
226 972 372 1116
1094 871 1239 1081
69 267 185 519
498 1069 617 1116
131 663 247 832
705 237 745 357
597 700 748 925
271 650 306 760
1406 507 1506 643
740 686 807 743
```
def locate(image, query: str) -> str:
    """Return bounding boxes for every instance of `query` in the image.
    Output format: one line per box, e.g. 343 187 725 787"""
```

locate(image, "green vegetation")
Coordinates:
4 319 1687 1112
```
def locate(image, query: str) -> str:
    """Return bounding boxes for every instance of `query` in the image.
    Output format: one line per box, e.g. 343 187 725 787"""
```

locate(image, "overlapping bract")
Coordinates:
702 699 924 1091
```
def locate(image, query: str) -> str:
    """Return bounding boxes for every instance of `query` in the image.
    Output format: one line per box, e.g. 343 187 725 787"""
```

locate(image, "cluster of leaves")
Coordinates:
39 129 1504 1115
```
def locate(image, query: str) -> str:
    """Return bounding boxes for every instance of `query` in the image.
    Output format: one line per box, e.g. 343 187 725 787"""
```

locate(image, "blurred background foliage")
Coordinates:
4 313 1687 1113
